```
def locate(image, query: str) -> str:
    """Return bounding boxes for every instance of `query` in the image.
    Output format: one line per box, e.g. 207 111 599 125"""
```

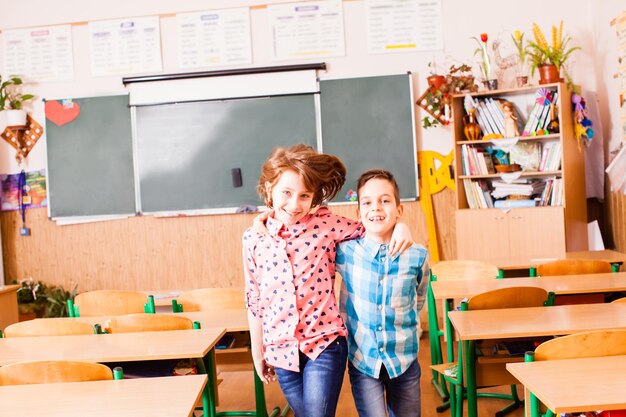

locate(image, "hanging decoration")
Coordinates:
572 93 594 147
1 115 44 164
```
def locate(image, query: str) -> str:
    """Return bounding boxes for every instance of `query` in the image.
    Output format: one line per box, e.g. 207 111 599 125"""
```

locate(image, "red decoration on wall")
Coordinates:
45 100 80 126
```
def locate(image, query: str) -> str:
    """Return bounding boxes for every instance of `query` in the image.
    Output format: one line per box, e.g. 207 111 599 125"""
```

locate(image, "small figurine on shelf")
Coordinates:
502 101 519 138
547 103 560 134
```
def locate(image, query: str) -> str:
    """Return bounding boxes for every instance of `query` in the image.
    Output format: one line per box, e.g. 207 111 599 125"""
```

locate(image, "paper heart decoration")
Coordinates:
45 100 80 126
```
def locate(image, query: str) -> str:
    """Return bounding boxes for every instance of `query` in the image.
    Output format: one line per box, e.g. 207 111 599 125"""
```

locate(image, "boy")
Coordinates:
335 169 429 417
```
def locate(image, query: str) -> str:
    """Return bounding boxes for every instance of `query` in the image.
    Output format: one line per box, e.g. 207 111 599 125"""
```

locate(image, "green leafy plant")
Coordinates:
0 75 34 110
526 21 580 80
13 278 77 317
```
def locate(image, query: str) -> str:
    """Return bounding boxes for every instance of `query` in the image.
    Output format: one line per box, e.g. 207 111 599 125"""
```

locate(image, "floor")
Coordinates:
213 334 526 417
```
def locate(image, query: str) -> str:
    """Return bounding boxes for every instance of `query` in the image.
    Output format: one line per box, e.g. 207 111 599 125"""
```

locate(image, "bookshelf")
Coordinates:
452 83 588 261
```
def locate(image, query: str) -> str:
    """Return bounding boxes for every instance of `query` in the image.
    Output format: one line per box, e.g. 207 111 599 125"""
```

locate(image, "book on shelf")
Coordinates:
472 99 490 136
486 98 505 134
477 100 501 135
494 199 538 209
463 178 478 209
477 180 494 208
522 101 541 135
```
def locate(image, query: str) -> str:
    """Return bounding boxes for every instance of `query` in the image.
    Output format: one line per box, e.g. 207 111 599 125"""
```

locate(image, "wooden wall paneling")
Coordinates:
1 200 456 292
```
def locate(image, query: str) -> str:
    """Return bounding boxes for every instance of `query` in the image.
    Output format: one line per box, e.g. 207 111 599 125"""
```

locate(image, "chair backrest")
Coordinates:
431 260 499 281
0 360 112 386
107 313 193 333
537 259 612 276
4 319 94 337
74 290 148 316
534 330 626 361
176 288 245 312
468 286 550 310
611 297 626 304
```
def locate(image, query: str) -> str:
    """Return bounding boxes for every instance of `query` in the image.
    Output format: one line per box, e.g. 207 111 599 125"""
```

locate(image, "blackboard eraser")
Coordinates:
232 168 243 188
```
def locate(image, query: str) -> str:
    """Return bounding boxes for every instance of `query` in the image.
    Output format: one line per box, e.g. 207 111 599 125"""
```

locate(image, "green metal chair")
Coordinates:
525 329 626 417
427 260 500 411
439 286 554 417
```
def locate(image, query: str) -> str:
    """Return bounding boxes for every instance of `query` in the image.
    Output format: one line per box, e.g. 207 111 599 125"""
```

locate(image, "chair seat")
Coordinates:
431 362 459 383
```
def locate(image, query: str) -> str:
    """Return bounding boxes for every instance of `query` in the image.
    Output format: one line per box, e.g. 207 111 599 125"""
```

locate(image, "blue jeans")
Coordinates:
274 336 347 417
348 359 421 417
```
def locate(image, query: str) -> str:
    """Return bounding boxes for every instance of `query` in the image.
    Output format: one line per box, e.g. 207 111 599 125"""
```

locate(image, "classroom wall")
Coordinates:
2 0 623 290
591 2 626 254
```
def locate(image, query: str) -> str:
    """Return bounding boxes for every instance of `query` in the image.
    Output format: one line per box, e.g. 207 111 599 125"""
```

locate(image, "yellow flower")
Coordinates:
532 23 548 50
514 30 522 41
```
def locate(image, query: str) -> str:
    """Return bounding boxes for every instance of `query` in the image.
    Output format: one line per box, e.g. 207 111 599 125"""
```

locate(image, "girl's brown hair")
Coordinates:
258 144 346 208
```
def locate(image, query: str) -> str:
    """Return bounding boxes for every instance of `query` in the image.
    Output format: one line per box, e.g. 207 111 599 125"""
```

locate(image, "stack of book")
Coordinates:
491 179 545 199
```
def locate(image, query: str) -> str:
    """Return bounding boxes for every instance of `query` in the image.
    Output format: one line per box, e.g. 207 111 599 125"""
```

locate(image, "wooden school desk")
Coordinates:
448 303 626 417
0 374 207 417
490 249 626 275
430 272 626 367
47 309 282 417
507 355 626 417
431 271 626 301
0 284 19 331
0 328 225 417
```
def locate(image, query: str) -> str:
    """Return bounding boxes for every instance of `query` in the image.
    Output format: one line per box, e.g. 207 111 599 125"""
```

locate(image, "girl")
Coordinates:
242 144 412 417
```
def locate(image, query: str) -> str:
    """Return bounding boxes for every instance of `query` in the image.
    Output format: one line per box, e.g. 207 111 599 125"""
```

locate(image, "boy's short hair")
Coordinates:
356 169 400 205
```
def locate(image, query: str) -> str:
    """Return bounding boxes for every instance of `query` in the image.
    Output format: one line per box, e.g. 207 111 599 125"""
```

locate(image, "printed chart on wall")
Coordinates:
268 0 345 60
1 25 74 82
365 0 443 54
89 17 162 76
176 7 252 68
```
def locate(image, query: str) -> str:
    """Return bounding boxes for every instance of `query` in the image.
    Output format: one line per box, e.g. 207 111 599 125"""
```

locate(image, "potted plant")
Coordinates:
13 278 77 319
526 21 580 85
419 64 479 129
0 75 34 127
472 33 497 90
511 30 529 87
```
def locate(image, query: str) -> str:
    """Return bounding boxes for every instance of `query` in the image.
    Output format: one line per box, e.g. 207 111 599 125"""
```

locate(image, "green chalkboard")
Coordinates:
45 95 136 218
135 94 317 213
320 74 418 202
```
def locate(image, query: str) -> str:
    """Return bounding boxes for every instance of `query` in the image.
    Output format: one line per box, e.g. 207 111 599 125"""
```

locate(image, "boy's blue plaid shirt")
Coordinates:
336 237 428 379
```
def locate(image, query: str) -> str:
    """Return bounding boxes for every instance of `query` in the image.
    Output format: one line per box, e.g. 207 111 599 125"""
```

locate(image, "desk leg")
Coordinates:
465 340 478 417
196 349 217 417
